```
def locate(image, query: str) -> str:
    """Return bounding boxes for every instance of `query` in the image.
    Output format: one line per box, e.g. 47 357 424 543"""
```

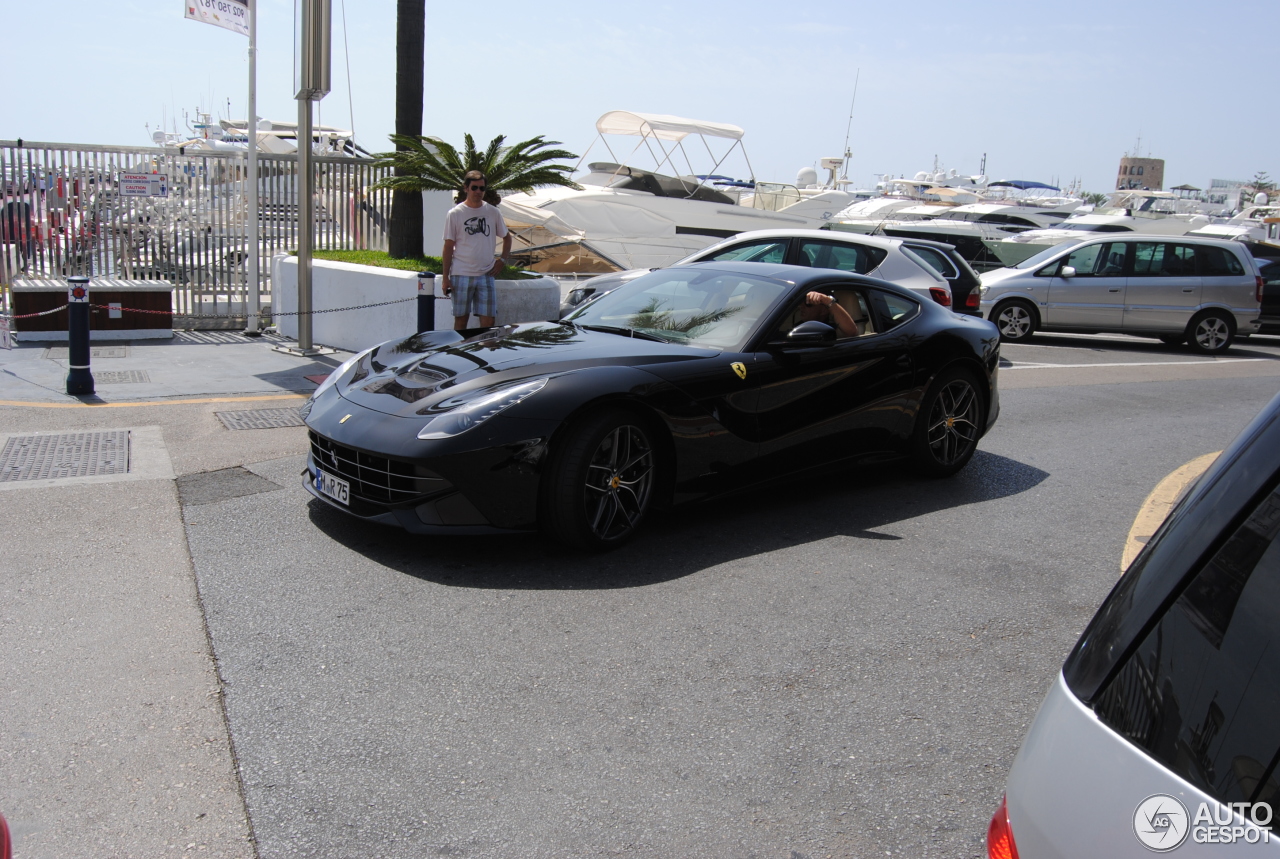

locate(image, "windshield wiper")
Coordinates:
580 324 670 343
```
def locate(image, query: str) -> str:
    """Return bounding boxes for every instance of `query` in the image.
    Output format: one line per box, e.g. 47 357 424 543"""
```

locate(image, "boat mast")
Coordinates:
840 68 859 183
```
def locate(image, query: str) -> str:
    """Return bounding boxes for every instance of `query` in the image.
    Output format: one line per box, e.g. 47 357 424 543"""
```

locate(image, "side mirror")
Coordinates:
771 320 836 347
1060 265 1077 278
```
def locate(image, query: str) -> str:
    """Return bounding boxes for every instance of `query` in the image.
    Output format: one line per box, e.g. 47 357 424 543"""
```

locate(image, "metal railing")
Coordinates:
0 140 392 325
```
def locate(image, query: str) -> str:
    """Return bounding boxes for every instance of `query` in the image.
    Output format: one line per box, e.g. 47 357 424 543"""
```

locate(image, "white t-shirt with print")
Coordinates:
443 202 508 277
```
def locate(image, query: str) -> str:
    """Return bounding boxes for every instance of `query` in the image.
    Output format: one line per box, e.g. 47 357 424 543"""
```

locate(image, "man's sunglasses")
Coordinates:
468 184 487 191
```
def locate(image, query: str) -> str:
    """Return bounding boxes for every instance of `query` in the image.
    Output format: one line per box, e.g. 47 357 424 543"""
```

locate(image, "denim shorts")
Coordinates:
450 275 497 318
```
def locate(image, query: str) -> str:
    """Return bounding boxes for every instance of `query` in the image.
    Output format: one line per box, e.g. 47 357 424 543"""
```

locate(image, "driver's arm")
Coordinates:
807 291 858 337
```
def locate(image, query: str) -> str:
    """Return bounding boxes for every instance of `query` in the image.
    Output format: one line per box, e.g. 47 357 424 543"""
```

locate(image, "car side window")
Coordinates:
1198 246 1247 277
1038 242 1120 277
1093 481 1280 805
772 288 877 340
868 290 920 332
795 240 887 274
903 245 958 279
702 240 788 264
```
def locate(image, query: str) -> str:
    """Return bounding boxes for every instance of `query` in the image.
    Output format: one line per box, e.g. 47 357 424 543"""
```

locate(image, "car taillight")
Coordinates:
929 286 951 306
1257 275 1265 304
965 291 981 309
987 794 1020 859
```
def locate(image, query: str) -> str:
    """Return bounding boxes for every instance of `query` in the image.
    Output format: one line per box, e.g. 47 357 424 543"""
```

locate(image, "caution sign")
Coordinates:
120 173 168 197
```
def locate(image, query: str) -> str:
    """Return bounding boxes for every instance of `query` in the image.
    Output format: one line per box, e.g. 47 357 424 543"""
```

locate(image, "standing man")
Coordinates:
442 170 512 330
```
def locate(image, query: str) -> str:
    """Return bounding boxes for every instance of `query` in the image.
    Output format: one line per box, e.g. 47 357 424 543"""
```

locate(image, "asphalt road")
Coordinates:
181 333 1280 859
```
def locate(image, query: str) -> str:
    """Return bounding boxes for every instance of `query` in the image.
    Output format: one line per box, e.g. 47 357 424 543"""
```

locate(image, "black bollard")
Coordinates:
65 276 94 395
417 271 436 333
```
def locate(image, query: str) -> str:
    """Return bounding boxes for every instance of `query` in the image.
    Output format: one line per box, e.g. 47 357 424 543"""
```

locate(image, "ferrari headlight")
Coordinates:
417 377 548 440
311 348 372 401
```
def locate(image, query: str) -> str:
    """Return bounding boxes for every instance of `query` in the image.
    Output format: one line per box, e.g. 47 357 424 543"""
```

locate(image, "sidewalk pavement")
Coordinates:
0 332 349 858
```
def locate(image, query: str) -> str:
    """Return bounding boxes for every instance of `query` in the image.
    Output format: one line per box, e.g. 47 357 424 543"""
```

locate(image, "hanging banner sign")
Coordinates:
120 174 169 197
184 0 250 37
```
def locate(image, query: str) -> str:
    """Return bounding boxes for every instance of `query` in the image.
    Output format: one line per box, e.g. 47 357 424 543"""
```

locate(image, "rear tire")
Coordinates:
1185 310 1235 355
911 366 985 478
992 300 1037 343
540 408 657 551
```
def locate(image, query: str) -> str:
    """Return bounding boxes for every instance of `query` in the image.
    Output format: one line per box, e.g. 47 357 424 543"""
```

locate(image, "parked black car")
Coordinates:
303 261 1001 550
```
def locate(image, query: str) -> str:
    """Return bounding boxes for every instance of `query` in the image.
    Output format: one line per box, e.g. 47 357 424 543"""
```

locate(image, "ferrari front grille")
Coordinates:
308 431 448 505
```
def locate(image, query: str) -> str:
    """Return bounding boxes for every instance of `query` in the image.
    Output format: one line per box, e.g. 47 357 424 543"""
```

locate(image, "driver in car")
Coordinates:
795 291 859 338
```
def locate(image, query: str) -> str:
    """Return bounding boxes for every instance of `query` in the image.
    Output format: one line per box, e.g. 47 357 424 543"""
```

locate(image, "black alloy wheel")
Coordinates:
1185 310 1235 355
541 408 657 550
912 366 984 477
993 299 1037 342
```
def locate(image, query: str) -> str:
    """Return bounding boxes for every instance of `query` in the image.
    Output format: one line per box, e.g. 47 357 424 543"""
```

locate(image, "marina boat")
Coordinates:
501 111 865 273
982 190 1214 266
1184 203 1280 243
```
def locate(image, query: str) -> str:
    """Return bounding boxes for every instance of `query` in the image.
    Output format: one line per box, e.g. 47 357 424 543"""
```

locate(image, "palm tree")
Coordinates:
387 0 425 259
373 133 581 205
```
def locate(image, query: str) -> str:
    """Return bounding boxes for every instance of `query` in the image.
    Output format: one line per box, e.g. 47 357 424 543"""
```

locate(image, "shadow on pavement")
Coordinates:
306 448 1050 590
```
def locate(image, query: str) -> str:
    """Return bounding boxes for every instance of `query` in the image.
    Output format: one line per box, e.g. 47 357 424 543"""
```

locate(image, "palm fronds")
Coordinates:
373 133 582 201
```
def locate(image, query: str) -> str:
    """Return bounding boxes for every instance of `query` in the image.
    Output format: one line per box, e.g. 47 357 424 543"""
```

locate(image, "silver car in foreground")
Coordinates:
990 391 1280 858
559 229 957 317
978 235 1263 354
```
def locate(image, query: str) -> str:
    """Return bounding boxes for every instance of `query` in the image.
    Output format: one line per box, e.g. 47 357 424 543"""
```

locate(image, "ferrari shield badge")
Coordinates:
731 362 747 380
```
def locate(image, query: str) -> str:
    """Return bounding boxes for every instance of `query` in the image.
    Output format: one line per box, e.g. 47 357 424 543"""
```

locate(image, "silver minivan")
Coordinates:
978 236 1263 354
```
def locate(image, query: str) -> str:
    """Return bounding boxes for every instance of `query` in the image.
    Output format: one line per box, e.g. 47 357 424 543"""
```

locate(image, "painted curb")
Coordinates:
1121 451 1221 572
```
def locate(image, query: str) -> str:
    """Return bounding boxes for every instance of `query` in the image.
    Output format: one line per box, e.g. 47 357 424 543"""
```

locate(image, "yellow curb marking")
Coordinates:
0 393 307 409
1121 451 1221 573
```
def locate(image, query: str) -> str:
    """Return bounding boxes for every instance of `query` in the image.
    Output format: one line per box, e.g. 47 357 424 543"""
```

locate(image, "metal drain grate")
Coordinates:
95 370 151 384
44 346 130 359
215 407 306 430
0 431 130 481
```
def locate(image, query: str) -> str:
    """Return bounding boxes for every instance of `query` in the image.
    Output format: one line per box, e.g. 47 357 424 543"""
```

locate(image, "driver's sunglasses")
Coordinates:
468 184 486 191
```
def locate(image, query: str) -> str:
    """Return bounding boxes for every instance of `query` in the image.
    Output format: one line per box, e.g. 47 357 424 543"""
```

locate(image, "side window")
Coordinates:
903 245 958 279
1040 242 1105 277
1093 482 1280 805
795 240 887 274
772 288 875 340
703 240 788 264
1132 242 1169 276
1198 246 1247 277
868 289 920 332
1167 244 1198 276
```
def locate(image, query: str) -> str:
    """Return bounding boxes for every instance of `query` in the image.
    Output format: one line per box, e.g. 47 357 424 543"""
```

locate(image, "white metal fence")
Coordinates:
0 140 392 325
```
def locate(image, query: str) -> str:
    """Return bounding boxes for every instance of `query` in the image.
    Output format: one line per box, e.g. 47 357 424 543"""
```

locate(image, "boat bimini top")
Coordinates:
575 111 758 202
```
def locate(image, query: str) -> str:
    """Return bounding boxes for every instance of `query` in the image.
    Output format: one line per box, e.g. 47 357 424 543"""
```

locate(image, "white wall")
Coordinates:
272 256 561 353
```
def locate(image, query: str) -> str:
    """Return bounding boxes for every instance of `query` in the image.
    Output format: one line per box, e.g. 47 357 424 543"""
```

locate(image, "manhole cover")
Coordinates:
95 370 151 384
0 431 130 482
44 346 130 359
215 408 305 430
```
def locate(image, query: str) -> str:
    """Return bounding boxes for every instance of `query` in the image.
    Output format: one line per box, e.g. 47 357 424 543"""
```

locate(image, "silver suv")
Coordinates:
978 236 1262 354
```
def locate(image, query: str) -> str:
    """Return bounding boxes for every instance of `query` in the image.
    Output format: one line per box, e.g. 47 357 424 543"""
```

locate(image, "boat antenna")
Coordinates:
840 68 860 182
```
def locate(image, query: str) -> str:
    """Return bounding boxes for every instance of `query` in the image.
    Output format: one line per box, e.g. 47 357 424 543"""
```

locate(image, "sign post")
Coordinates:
286 0 331 356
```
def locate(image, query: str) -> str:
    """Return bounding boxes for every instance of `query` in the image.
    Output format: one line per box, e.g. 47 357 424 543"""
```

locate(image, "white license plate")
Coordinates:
315 468 350 506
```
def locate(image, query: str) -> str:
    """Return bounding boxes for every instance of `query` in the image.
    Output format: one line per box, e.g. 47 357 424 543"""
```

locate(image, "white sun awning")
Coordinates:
594 111 745 142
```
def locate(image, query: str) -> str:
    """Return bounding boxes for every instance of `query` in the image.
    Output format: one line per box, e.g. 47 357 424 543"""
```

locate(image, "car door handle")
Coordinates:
1183 288 1195 293
896 355 912 367
1108 288 1122 293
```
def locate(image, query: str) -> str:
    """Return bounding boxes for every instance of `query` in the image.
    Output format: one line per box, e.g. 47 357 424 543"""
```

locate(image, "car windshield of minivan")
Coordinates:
566 268 789 350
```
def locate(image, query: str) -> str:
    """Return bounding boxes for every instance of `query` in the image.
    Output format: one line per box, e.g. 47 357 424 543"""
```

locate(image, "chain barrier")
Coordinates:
4 297 420 322
9 304 70 319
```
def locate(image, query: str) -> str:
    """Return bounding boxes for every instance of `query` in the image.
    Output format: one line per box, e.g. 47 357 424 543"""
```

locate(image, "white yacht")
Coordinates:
500 111 864 273
983 190 1214 266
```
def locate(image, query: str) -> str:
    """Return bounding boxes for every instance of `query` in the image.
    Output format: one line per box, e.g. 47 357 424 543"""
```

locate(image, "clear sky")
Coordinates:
6 0 1276 194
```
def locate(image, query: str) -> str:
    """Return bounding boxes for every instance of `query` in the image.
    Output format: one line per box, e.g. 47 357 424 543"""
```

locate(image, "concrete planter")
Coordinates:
271 256 561 353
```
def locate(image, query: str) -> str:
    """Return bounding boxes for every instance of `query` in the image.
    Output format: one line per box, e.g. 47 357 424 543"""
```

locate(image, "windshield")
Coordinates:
1014 240 1085 270
566 267 791 350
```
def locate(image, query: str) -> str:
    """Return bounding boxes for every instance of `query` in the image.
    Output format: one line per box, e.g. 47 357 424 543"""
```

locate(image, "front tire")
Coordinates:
540 408 657 551
992 300 1037 342
1185 310 1235 355
912 366 985 478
